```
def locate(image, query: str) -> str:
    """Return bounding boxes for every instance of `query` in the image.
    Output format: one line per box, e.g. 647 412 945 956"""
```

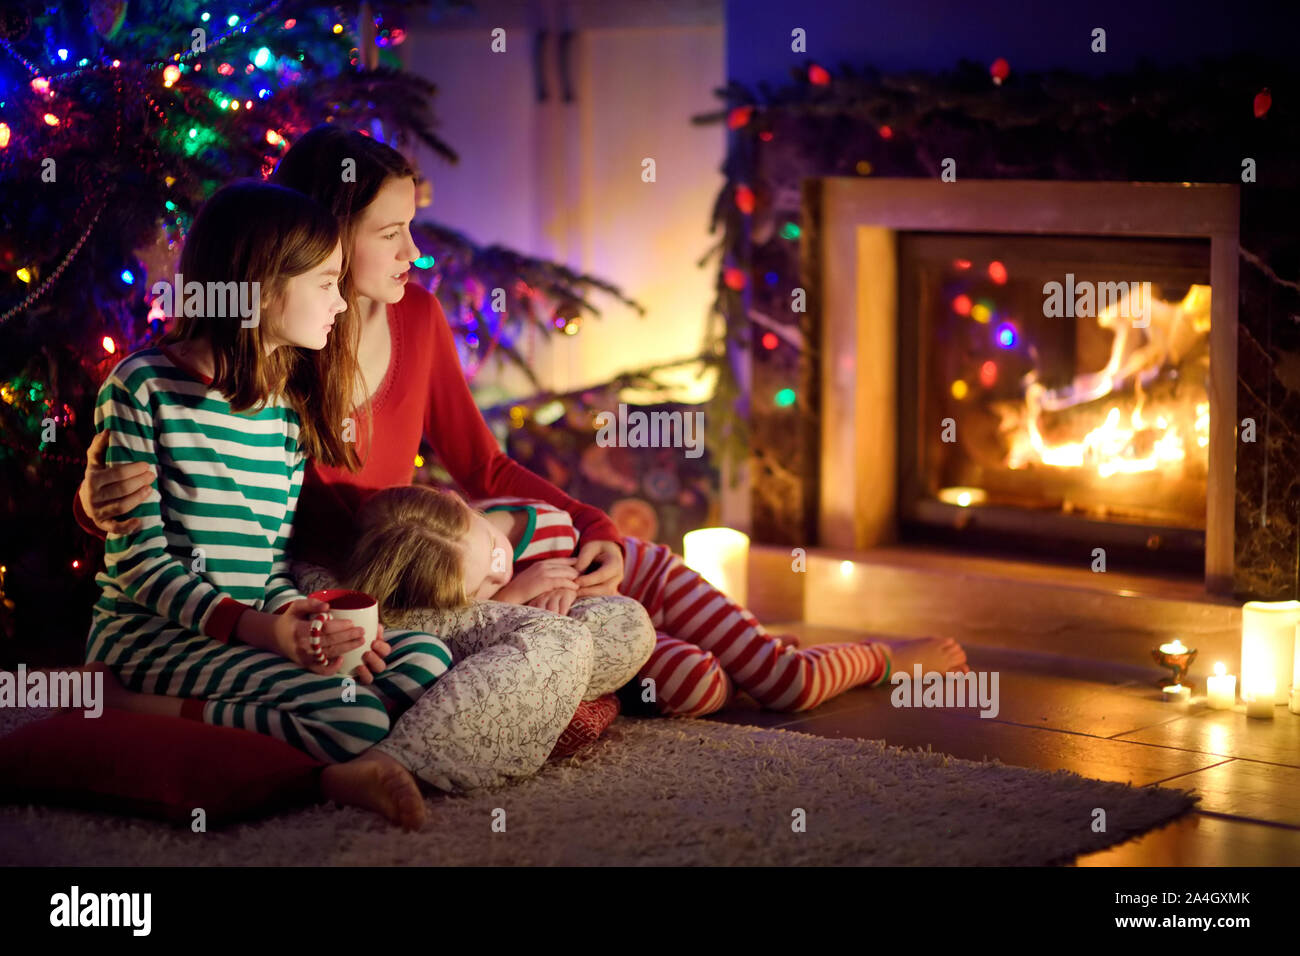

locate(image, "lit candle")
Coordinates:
1206 663 1236 710
1240 601 1300 712
1244 676 1276 719
1159 639 1189 655
683 528 749 606
937 486 987 507
1294 618 1300 698
1161 683 1191 704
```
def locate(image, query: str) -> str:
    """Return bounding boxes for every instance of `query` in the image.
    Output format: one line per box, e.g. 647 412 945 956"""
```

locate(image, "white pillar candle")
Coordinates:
1294 619 1300 693
682 528 749 607
1241 601 1300 710
1206 663 1236 710
1244 677 1276 719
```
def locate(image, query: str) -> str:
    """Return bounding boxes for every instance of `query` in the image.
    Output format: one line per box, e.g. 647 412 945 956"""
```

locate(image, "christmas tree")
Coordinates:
0 0 664 662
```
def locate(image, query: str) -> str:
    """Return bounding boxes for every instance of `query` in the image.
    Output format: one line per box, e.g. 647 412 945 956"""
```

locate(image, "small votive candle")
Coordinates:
1206 663 1237 710
1161 684 1191 704
1244 677 1276 719
937 486 987 507
1159 639 1189 655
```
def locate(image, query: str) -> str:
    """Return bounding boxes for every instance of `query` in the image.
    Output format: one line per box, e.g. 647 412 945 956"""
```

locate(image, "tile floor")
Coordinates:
702 624 1300 866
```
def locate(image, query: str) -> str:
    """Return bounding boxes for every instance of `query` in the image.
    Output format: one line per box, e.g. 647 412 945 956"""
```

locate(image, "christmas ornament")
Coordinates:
90 0 128 39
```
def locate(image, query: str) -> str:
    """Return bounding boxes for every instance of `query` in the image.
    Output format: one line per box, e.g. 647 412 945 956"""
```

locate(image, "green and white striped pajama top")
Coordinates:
84 347 451 763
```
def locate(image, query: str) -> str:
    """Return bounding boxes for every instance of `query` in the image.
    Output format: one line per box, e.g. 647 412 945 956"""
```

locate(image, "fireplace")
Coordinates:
897 232 1213 574
812 179 1240 593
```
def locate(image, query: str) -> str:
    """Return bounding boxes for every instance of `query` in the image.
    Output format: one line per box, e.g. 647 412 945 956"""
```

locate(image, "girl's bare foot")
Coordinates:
881 637 970 677
321 750 427 831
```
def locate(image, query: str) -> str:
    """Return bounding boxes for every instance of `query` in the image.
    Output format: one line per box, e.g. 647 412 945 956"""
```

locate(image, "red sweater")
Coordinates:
75 283 619 570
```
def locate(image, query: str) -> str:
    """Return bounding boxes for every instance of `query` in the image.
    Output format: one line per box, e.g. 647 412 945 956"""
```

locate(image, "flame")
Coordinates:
999 285 1211 478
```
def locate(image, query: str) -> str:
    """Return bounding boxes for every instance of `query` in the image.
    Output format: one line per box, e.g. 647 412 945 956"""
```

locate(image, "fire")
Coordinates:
998 285 1211 479
1011 395 1198 477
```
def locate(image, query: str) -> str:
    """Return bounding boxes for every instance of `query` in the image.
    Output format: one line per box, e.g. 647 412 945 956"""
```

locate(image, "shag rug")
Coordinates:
0 710 1197 866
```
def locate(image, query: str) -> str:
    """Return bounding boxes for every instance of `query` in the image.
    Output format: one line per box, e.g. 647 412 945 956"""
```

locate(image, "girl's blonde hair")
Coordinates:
162 181 363 470
343 485 476 626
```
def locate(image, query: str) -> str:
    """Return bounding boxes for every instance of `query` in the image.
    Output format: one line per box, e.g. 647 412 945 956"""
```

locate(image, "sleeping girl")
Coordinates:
343 485 969 718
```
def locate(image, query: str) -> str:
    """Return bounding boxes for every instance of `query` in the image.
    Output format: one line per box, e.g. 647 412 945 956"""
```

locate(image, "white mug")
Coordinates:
308 588 378 677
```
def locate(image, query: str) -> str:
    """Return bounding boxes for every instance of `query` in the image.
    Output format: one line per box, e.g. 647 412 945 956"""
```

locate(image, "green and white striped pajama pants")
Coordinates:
86 611 452 764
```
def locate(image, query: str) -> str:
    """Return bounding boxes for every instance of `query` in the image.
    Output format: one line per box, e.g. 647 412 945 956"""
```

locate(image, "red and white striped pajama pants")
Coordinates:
617 537 892 717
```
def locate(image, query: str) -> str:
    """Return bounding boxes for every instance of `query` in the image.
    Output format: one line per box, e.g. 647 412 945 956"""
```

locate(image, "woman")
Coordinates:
75 126 653 798
80 125 626 592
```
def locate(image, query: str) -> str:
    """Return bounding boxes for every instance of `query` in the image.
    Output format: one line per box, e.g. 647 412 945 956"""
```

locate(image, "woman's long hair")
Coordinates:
161 181 361 469
343 485 476 626
271 126 420 445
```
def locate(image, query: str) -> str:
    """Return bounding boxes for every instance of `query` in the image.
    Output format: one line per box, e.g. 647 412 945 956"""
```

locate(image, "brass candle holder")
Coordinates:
1152 640 1197 688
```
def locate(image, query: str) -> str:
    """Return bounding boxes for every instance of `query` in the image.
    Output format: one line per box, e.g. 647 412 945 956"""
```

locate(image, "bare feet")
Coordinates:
770 632 802 649
321 750 427 831
883 637 970 677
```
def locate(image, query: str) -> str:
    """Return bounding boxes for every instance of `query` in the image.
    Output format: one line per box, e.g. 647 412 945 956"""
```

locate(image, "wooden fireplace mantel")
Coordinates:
815 178 1241 595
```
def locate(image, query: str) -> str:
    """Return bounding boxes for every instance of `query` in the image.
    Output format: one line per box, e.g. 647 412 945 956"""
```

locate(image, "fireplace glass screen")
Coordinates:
897 233 1212 571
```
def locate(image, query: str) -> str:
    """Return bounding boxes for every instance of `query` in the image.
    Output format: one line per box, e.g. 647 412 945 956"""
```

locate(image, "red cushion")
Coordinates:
0 710 324 826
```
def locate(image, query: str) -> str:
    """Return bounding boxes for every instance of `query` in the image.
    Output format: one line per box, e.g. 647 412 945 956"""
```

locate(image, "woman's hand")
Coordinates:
80 431 156 535
573 539 624 597
493 558 578 605
526 588 577 617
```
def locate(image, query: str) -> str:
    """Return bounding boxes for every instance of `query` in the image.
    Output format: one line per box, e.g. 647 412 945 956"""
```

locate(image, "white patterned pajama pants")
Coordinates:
292 562 654 792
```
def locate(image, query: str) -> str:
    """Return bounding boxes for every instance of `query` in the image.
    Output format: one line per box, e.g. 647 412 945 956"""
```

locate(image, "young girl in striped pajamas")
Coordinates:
84 181 451 828
342 487 969 719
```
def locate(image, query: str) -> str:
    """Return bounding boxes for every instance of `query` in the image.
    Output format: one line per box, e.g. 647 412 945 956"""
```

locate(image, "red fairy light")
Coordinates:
979 360 998 388
1254 88 1272 118
734 185 755 215
728 106 754 129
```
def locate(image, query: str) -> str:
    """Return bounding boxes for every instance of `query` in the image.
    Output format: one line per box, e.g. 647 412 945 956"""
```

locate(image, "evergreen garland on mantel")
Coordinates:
693 54 1298 473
